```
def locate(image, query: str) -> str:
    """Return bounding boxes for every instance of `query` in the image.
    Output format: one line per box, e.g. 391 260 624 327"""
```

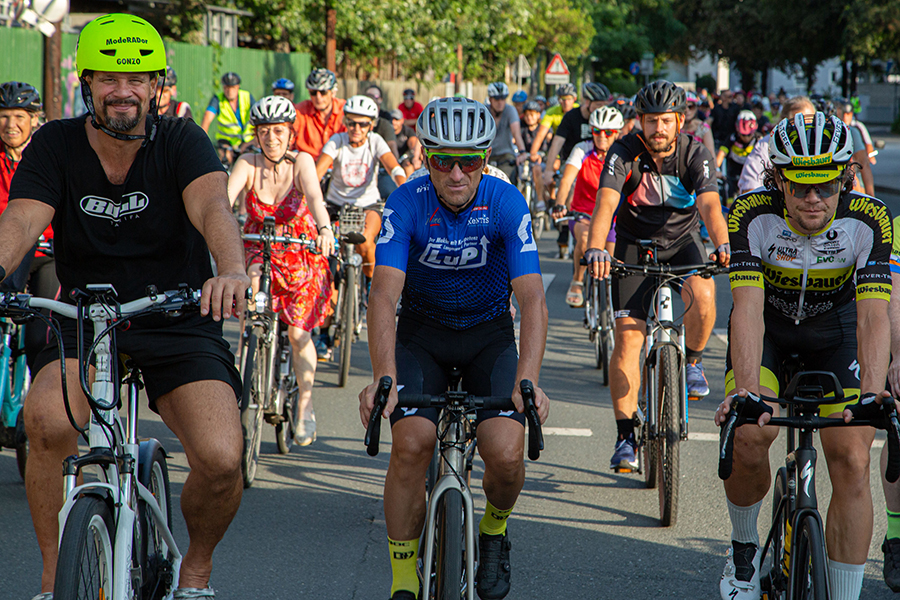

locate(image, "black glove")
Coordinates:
732 391 773 424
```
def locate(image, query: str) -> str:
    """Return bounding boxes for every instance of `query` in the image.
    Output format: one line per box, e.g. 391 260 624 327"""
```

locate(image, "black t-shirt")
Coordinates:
522 124 548 154
9 114 225 305
396 125 416 157
599 132 717 248
710 103 740 144
555 107 592 162
375 111 397 144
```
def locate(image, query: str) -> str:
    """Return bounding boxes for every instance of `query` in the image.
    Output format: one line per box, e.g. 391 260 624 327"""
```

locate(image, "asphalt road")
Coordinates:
4 149 900 598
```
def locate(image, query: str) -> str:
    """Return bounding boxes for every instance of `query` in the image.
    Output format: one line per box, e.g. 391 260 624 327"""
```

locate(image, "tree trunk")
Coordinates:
43 23 62 121
325 0 336 72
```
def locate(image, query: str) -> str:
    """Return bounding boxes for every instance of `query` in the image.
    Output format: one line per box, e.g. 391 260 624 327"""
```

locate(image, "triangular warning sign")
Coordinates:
546 53 570 76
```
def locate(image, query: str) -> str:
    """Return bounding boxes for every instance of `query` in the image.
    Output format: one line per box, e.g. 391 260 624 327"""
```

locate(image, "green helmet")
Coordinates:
76 13 166 78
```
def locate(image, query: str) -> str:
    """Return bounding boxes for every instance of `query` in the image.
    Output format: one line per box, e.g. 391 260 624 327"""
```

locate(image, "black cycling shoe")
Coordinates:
883 537 900 592
390 591 417 600
476 531 511 599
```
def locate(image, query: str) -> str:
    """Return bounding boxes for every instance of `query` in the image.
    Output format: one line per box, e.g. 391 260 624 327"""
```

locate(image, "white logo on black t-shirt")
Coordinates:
80 192 149 222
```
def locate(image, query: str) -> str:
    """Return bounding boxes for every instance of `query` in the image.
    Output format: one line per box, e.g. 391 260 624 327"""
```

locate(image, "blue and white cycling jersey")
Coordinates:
376 174 541 330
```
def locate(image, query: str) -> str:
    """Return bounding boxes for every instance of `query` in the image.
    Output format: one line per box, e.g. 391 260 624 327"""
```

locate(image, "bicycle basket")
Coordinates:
339 206 367 235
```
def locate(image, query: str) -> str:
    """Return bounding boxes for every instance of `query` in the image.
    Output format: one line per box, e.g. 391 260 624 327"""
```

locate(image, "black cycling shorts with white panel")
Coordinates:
33 312 241 412
612 230 707 322
389 313 525 427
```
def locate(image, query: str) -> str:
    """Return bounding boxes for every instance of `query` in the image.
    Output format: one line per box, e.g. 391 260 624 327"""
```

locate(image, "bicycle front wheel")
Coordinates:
240 331 265 488
597 279 614 385
790 514 829 600
338 266 356 388
657 344 680 526
434 492 465 600
138 444 174 600
640 356 658 489
15 408 27 480
275 351 299 455
53 496 114 600
762 467 790 598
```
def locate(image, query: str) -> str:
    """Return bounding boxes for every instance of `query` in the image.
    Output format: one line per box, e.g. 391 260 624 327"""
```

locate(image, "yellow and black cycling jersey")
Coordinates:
728 188 892 322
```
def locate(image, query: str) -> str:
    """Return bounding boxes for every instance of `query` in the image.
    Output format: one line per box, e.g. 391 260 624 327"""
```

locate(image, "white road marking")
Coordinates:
712 328 728 346
542 427 593 437
689 431 886 448
542 273 556 293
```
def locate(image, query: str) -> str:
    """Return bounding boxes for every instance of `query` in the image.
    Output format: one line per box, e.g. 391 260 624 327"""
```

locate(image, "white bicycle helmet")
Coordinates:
250 96 297 126
487 82 509 99
769 111 853 181
344 95 379 119
589 106 624 130
416 97 496 151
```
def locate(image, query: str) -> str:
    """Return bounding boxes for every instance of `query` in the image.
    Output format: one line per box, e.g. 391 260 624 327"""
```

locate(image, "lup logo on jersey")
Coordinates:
419 236 490 269
80 192 149 223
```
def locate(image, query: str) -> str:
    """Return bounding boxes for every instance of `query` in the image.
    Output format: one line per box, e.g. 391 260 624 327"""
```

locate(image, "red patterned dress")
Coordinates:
243 185 333 331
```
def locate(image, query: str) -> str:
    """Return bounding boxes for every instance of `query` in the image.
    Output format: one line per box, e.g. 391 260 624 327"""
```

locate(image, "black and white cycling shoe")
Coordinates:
719 541 761 600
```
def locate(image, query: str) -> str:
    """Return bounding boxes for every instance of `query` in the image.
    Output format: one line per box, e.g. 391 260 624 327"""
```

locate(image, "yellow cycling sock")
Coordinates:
389 537 420 596
479 500 514 536
887 509 900 540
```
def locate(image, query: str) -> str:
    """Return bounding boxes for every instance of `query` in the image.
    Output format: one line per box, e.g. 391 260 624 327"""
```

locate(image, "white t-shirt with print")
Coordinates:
322 132 392 207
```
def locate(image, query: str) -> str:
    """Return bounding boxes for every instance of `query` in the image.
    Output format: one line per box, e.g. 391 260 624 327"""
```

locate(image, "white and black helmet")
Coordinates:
487 82 509 99
589 106 624 130
250 95 297 126
306 68 336 91
417 97 496 151
344 95 379 119
769 111 854 170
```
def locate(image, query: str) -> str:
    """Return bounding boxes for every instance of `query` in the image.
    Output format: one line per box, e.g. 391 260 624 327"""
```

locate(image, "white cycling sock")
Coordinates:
727 498 762 546
827 560 864 600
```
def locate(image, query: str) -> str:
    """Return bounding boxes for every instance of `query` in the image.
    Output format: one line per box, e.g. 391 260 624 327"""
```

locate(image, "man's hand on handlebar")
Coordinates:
359 377 398 427
709 243 731 267
512 381 550 424
585 247 612 280
200 270 251 321
316 228 336 257
715 389 773 428
842 390 892 424
550 204 567 218
516 153 528 165
529 153 542 164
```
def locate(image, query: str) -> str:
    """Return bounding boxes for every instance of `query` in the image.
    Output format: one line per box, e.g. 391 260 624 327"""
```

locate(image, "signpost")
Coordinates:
544 53 570 85
640 52 654 85
513 54 532 87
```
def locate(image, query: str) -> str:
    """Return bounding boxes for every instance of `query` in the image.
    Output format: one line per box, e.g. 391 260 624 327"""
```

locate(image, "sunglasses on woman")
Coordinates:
591 128 618 137
345 119 372 130
425 151 486 173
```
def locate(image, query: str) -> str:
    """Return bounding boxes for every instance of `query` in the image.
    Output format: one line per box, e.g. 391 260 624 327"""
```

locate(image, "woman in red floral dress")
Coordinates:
228 96 335 445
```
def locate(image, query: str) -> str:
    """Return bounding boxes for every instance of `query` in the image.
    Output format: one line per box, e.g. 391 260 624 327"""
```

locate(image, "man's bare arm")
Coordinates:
0 199 54 280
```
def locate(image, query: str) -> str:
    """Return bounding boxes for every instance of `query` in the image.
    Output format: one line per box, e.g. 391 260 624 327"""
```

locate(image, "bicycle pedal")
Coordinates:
613 466 635 474
688 394 702 401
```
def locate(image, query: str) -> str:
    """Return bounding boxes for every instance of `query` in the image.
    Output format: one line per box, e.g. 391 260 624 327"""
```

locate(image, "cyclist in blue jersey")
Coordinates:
359 97 550 600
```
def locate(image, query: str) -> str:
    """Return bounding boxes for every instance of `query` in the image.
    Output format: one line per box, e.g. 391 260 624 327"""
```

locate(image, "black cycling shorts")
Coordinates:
33 312 241 413
612 231 706 322
724 302 860 417
389 313 525 427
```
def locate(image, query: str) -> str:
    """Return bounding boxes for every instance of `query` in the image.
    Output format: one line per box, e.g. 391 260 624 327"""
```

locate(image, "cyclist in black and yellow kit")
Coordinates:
716 112 892 600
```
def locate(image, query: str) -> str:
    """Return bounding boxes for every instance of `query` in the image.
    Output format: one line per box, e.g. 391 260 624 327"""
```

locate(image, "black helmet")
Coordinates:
634 80 686 115
556 83 576 98
619 103 636 120
582 82 611 102
0 82 42 112
165 66 177 86
306 68 337 91
221 72 241 86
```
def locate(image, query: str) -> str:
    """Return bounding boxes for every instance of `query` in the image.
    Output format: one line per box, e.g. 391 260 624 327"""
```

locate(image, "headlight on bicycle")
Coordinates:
254 291 268 313
349 254 364 268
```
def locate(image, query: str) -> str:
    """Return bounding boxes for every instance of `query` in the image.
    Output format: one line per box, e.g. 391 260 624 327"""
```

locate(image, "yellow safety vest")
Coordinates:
216 89 253 148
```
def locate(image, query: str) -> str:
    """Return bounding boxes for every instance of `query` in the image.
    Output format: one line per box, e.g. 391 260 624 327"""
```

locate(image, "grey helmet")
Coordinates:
582 82 611 102
487 82 509 99
221 72 241 86
305 68 337 91
634 80 687 115
0 81 42 112
417 97 496 151
556 83 576 98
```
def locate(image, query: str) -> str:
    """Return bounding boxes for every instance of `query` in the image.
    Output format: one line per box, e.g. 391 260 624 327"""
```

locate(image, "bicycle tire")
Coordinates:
53 496 114 600
425 441 440 495
640 357 658 489
15 408 27 480
791 514 829 600
598 280 613 385
338 266 356 388
434 492 464 600
275 350 299 455
240 331 265 488
657 344 680 526
138 445 174 600
762 467 789 598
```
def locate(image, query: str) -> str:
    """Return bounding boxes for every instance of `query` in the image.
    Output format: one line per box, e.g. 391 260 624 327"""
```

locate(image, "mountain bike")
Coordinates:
518 158 547 241
0 285 202 600
239 216 319 488
610 241 724 526
0 314 29 479
327 205 367 387
719 370 900 599
366 375 543 600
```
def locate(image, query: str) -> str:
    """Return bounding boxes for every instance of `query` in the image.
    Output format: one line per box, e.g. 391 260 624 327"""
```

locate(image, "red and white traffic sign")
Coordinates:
545 53 570 84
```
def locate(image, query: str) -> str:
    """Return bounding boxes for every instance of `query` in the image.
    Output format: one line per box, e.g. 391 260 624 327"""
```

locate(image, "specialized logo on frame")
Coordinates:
80 192 149 223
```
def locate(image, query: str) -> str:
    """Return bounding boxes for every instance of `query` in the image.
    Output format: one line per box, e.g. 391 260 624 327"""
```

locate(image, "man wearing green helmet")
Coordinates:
0 14 249 600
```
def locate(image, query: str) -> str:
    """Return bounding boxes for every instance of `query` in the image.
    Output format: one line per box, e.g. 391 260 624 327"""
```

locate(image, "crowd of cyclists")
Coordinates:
0 10 898 600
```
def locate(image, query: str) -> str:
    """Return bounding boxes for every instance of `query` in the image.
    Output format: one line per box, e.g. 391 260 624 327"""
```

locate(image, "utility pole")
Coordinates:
325 0 336 72
456 44 463 94
42 23 62 121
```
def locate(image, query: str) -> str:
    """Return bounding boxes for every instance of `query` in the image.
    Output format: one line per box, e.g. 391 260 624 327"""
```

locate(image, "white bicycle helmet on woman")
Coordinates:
416 97 496 151
589 106 624 131
250 95 297 126
344 95 379 120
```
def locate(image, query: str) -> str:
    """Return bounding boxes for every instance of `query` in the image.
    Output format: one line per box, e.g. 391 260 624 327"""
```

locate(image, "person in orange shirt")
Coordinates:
292 68 346 160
